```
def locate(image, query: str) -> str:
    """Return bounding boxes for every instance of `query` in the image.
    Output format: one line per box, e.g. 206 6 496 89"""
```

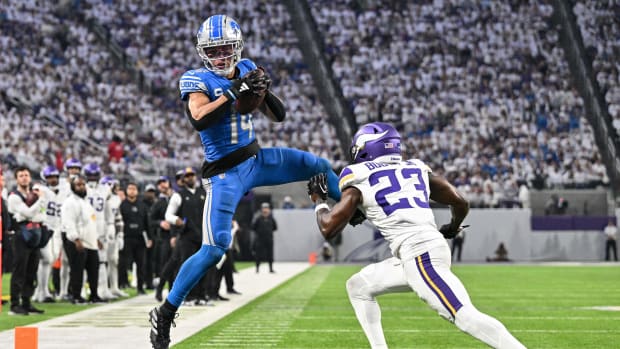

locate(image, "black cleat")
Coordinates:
24 304 45 314
9 305 29 316
149 307 177 349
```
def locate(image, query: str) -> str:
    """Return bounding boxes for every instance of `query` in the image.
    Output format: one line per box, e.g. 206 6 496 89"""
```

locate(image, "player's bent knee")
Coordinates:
346 273 373 301
198 244 226 265
301 152 330 171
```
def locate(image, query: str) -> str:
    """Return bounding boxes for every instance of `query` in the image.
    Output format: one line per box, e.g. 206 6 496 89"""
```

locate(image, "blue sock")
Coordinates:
166 245 225 307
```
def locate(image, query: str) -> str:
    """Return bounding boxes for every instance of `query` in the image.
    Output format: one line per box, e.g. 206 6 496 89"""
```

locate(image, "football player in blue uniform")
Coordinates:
149 14 343 349
307 122 526 349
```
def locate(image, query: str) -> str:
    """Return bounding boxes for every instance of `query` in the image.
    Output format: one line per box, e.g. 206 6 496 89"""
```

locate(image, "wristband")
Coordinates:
225 89 237 101
314 203 330 214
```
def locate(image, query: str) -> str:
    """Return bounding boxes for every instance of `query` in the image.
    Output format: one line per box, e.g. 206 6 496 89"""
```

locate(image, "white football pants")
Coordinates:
346 243 526 349
35 234 61 301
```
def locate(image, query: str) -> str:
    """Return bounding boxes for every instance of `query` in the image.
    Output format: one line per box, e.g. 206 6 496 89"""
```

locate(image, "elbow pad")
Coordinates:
263 91 286 122
185 101 230 131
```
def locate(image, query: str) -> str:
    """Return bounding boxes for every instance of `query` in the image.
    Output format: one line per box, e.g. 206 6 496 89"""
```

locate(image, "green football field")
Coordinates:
176 264 620 349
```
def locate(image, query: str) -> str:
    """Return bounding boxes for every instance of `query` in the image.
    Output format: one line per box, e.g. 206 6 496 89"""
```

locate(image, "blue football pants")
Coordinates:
166 147 341 306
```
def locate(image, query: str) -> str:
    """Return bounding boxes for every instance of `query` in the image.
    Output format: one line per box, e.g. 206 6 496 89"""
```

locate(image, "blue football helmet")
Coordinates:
83 163 101 182
41 165 60 179
196 14 244 76
350 122 402 164
64 158 82 171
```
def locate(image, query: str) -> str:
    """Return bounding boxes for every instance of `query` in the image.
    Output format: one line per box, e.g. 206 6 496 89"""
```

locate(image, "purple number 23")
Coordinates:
368 167 430 216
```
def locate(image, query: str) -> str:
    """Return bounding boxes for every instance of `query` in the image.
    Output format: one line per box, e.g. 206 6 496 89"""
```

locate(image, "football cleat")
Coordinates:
149 307 177 349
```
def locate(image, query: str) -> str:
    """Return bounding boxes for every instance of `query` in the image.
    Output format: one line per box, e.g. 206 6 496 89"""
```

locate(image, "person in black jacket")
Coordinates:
119 182 153 294
0 167 11 306
7 166 47 315
143 184 157 290
164 167 209 304
252 202 277 273
150 177 174 301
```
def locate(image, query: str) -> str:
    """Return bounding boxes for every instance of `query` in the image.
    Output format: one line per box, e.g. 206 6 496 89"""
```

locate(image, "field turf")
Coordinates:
176 264 620 349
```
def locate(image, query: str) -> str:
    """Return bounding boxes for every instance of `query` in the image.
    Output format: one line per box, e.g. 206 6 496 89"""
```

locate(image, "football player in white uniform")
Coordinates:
84 163 114 300
58 158 84 300
34 166 63 303
307 122 526 349
100 176 127 297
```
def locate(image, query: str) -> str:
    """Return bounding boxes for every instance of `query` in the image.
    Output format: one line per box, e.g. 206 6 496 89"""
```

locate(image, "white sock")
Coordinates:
347 274 388 349
455 306 527 349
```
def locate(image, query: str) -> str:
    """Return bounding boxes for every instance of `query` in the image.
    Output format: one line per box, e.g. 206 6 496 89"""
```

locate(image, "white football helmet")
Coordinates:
196 14 244 76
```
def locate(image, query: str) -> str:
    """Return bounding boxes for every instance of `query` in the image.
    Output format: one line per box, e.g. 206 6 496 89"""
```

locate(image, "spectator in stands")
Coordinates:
108 135 124 173
252 202 277 273
603 219 618 261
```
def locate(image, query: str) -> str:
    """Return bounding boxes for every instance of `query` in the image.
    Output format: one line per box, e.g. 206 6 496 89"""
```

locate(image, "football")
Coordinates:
25 191 38 207
234 69 266 114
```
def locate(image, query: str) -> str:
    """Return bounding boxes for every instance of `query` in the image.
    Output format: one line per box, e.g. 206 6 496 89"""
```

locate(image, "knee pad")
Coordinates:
346 273 374 301
198 245 226 267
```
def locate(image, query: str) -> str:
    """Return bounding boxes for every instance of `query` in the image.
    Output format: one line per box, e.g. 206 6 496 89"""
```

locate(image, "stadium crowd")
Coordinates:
80 0 347 169
573 0 620 135
0 0 616 211
311 0 610 207
0 0 206 178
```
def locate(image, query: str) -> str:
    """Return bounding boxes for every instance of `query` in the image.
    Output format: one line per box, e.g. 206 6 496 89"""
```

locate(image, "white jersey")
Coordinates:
86 182 110 241
40 186 68 233
338 158 445 258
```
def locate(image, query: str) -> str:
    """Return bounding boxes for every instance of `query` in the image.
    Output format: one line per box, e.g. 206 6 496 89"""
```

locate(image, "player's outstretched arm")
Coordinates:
429 174 469 238
185 92 231 131
308 174 361 240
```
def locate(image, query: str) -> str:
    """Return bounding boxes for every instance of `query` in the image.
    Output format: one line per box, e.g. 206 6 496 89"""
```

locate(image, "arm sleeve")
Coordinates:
61 200 80 241
8 193 45 221
184 100 231 131
165 193 182 224
261 91 286 122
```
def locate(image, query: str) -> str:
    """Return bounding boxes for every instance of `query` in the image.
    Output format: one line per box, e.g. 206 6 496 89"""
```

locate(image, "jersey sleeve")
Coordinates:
237 59 258 78
407 159 432 174
338 166 365 192
179 70 208 101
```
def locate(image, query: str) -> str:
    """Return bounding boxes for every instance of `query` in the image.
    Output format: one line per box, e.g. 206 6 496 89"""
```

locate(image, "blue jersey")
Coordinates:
179 59 258 162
